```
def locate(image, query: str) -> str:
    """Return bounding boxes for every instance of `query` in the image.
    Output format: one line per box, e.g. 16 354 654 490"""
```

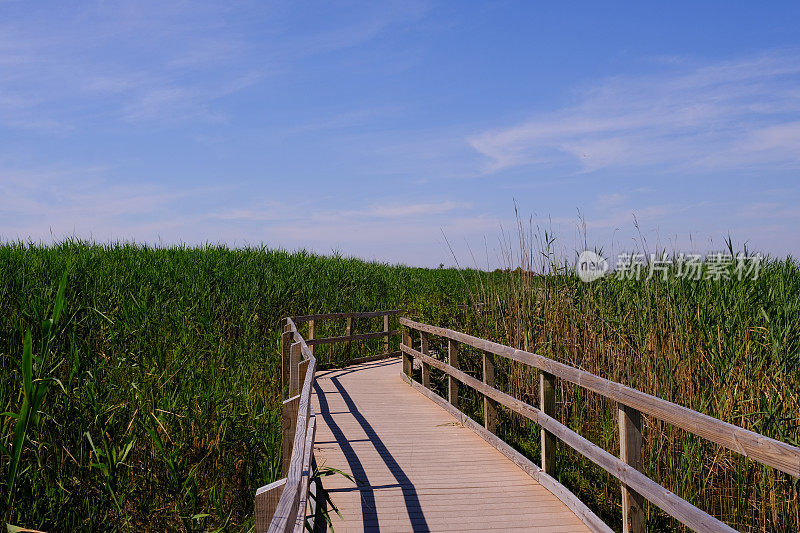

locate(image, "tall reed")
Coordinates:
458 217 800 531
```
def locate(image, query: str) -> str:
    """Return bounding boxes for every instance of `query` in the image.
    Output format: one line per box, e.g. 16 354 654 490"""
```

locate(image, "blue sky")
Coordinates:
1 1 800 267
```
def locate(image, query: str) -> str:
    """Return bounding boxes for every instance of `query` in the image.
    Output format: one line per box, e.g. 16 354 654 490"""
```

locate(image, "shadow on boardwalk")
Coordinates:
311 358 589 533
314 359 429 531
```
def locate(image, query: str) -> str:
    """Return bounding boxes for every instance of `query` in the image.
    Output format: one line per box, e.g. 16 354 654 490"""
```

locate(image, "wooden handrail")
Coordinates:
290 309 403 323
266 317 316 533
400 318 800 532
401 317 800 478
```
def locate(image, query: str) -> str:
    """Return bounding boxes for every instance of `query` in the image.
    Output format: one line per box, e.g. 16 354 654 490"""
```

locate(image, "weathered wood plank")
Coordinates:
255 478 287 533
281 395 300 477
400 317 800 478
401 372 541 480
283 318 316 361
537 472 614 533
400 370 613 533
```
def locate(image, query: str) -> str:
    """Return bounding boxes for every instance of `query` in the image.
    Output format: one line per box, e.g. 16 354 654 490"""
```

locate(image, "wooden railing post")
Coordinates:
383 314 390 354
255 478 286 533
448 339 459 409
281 327 292 391
289 342 301 396
308 319 315 356
346 317 352 359
401 330 412 376
619 404 644 533
420 331 431 389
483 351 498 433
540 371 556 475
281 394 300 477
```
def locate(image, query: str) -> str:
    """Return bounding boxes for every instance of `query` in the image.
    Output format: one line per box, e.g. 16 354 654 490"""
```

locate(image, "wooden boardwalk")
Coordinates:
312 357 590 532
260 312 800 532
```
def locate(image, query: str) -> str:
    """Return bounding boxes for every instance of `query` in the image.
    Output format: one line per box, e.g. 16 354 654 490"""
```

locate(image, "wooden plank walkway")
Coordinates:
312 357 590 532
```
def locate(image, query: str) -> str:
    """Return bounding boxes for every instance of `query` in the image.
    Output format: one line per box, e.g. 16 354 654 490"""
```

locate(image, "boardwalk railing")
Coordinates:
399 317 800 533
254 310 402 533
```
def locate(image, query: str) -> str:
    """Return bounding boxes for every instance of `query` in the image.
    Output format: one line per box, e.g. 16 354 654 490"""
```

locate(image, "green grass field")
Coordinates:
1 241 798 531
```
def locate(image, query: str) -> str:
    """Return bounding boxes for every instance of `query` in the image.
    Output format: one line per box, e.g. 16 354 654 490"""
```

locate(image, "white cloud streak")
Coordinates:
469 51 800 174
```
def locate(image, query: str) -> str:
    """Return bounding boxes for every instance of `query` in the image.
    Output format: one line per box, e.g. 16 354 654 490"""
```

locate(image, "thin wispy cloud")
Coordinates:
469 50 800 174
596 193 629 209
363 200 468 218
0 1 431 131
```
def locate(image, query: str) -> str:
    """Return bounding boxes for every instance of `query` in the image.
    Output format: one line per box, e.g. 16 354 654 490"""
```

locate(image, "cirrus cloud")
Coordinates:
469 50 800 174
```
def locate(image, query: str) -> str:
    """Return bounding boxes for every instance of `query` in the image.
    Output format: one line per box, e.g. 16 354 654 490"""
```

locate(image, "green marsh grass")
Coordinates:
2 237 797 532
0 241 486 531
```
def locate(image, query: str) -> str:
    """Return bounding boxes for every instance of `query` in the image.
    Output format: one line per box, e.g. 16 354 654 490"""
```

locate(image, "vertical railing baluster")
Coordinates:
540 371 556 475
346 317 352 360
448 339 459 409
420 331 431 389
308 319 315 356
402 330 412 376
619 404 644 533
383 314 390 354
483 350 497 433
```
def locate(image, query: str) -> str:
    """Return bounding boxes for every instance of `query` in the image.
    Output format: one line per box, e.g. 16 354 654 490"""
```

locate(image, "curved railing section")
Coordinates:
254 311 402 533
